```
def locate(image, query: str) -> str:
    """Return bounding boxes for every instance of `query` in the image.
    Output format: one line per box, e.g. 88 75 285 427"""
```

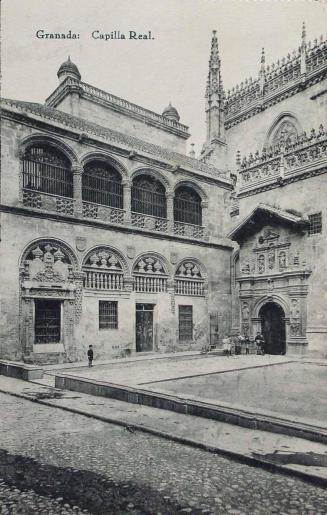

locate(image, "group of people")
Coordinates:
222 332 265 356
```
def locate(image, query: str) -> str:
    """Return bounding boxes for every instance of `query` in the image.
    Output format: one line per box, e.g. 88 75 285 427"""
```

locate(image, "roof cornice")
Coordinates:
45 78 190 139
1 98 233 189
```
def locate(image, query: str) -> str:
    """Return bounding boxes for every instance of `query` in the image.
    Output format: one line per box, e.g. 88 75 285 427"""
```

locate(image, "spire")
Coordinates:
260 47 265 70
300 22 307 76
301 21 306 48
206 30 223 98
200 30 227 169
259 47 266 94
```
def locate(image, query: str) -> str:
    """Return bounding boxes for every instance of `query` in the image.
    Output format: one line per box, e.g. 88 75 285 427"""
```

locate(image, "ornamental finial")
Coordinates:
301 21 306 45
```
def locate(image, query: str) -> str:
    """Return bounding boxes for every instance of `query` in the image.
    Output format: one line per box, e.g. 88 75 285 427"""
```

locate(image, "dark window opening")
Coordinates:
308 212 322 235
23 145 73 198
174 186 202 226
131 175 166 218
82 161 123 208
99 301 118 329
179 305 193 342
34 299 61 344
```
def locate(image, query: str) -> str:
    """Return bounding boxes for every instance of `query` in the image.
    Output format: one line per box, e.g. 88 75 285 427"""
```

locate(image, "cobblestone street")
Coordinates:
0 393 326 514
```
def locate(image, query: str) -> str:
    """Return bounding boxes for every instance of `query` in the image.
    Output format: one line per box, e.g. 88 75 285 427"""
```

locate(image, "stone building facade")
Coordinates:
226 25 327 357
0 25 326 363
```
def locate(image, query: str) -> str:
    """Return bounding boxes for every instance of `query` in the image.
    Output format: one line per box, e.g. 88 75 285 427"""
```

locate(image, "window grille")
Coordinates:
174 187 202 226
308 212 322 235
178 305 193 342
131 176 166 218
22 145 73 198
34 299 61 343
82 162 123 208
99 301 118 329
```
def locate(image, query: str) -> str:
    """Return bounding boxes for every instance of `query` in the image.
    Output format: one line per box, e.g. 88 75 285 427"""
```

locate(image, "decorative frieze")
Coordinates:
225 32 326 127
238 124 327 192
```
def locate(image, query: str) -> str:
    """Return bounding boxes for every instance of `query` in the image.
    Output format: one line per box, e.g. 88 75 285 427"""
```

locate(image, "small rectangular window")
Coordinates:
179 305 193 342
308 212 322 235
99 301 118 330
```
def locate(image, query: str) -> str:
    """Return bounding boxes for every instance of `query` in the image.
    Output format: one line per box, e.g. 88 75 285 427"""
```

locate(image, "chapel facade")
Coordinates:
0 24 326 363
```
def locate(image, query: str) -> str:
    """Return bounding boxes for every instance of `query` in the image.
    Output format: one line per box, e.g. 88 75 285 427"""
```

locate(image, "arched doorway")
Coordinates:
259 302 286 355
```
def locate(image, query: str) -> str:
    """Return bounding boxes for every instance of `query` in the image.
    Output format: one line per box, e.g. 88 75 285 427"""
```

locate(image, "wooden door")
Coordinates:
136 304 154 352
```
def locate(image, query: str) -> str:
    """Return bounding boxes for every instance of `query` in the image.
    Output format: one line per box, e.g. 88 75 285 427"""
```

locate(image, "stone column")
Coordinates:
201 200 209 240
72 165 83 217
123 180 132 224
166 192 174 232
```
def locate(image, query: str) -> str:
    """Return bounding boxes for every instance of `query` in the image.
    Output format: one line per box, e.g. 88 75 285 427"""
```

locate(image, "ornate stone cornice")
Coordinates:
238 164 327 198
45 78 190 139
1 98 233 190
225 33 327 128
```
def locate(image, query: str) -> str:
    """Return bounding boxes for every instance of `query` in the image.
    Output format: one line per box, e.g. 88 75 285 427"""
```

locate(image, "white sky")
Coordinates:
2 0 326 153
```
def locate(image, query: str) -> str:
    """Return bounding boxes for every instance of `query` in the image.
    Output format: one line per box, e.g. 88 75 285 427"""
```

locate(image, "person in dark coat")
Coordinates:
255 332 265 355
87 345 94 367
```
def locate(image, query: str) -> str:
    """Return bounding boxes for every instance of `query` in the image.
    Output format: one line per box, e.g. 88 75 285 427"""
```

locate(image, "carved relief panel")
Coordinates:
20 239 80 360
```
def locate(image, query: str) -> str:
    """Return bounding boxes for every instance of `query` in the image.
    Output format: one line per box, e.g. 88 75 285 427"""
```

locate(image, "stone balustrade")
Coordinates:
23 189 75 215
22 190 207 241
84 269 124 290
175 279 204 296
134 275 167 293
174 221 205 239
238 124 327 191
131 212 168 232
82 201 125 223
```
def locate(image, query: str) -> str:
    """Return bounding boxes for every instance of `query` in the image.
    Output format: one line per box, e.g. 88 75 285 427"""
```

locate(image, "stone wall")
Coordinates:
229 175 327 356
0 210 232 363
226 78 327 171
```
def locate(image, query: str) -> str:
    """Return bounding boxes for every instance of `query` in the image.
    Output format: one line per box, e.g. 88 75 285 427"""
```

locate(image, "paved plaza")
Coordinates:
51 355 326 427
146 362 327 425
1 392 327 515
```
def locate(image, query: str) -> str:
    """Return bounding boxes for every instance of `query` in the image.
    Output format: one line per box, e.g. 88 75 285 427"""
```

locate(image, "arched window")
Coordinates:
131 175 166 218
175 260 205 296
82 247 125 290
133 254 168 293
82 161 123 208
174 186 202 226
22 145 73 198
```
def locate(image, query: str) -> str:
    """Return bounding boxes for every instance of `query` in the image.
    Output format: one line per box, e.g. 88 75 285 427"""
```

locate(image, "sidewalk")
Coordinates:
0 375 326 486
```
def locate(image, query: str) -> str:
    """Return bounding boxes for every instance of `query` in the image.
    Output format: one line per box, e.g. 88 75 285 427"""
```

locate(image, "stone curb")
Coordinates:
1 387 326 488
54 373 327 445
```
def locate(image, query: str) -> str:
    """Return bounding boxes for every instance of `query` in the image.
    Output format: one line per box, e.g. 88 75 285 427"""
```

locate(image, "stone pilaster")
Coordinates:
166 192 174 232
167 278 176 314
72 165 83 217
201 200 209 239
123 180 132 223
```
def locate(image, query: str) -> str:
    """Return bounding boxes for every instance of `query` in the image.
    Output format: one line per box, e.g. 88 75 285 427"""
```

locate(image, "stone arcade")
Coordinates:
0 25 326 363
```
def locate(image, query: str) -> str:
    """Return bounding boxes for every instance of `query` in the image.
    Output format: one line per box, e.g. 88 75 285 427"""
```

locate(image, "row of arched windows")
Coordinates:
21 239 206 297
22 144 203 226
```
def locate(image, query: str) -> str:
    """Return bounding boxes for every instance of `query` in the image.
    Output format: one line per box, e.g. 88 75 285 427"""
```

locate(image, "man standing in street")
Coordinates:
255 332 265 355
87 345 94 367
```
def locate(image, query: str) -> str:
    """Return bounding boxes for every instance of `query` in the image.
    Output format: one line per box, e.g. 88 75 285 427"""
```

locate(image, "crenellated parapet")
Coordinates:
225 28 327 129
237 124 327 195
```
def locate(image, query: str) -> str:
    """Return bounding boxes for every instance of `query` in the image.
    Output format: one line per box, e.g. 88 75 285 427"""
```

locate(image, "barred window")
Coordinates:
131 175 166 218
82 161 123 208
99 301 118 329
35 299 61 344
174 186 202 226
178 305 193 342
22 145 73 198
308 212 322 235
